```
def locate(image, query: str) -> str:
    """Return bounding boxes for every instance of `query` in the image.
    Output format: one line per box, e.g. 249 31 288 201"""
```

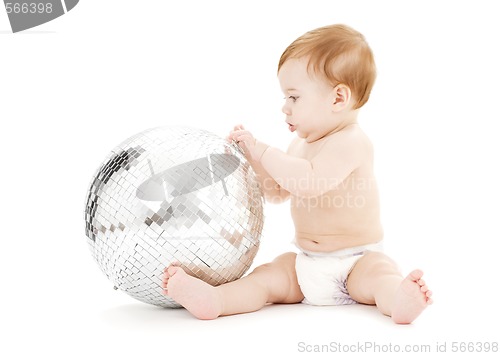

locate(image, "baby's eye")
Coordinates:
284 96 298 102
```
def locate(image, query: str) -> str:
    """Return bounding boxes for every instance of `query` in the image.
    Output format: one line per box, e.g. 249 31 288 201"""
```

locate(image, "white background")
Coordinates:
1 1 499 355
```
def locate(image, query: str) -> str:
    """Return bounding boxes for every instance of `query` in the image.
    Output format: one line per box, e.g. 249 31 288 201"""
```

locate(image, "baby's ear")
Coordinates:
331 84 352 112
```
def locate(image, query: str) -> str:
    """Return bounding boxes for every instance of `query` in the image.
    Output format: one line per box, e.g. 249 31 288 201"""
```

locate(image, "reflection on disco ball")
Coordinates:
84 126 264 307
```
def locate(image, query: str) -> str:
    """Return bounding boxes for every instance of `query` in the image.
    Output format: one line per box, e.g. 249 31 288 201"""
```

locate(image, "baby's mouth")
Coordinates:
287 123 296 132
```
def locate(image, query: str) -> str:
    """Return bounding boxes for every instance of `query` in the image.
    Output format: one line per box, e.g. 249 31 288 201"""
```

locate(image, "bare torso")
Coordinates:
287 126 383 252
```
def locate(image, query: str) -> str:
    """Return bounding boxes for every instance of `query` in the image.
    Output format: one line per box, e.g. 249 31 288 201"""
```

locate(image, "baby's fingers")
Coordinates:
227 131 238 141
231 130 251 142
227 125 244 140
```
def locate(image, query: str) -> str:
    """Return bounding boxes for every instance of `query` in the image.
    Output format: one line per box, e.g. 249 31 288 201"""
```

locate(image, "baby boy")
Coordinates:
162 24 432 324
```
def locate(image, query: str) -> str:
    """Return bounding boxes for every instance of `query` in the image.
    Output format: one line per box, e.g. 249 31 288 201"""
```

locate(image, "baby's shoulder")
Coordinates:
326 125 372 150
317 127 374 164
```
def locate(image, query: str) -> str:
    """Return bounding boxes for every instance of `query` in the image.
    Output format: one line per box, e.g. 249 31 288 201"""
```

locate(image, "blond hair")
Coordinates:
278 24 376 109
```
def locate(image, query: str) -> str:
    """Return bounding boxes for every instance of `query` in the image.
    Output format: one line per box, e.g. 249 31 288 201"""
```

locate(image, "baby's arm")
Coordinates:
246 154 290 203
231 128 365 198
229 125 290 203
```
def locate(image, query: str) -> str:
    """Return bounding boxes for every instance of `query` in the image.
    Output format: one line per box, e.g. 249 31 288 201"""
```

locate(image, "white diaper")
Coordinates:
295 242 383 306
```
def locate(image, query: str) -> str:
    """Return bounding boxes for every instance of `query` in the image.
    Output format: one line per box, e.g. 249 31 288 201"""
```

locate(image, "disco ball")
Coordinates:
84 126 264 307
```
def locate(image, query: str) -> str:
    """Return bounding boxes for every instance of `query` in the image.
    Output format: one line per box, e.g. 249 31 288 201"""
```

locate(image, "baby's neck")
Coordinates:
322 111 360 138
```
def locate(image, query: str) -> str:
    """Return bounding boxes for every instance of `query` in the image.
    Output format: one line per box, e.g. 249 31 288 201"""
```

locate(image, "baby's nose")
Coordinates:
281 104 291 116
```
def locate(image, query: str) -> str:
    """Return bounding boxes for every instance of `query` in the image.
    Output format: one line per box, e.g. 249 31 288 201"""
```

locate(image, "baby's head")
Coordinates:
278 24 376 109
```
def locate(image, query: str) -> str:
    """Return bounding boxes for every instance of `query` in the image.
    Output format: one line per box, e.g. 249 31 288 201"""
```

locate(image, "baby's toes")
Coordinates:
161 272 169 292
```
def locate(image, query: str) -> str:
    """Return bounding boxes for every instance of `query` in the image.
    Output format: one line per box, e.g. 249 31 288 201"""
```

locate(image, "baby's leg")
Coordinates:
162 252 304 320
346 252 433 324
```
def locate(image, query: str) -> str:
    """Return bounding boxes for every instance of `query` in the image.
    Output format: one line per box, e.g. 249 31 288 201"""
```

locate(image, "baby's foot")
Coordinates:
391 269 433 324
162 263 223 320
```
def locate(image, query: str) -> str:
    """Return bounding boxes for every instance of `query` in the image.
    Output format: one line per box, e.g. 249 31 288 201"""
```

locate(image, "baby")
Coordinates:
162 24 432 324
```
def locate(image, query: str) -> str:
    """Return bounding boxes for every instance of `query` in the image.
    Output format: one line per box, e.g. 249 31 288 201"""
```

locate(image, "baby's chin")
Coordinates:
295 130 307 139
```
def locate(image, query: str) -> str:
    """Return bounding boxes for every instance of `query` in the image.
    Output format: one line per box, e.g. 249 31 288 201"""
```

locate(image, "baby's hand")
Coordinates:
227 125 269 162
226 124 245 143
228 124 256 156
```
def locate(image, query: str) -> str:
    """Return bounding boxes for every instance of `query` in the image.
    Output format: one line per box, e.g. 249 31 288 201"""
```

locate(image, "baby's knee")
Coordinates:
366 251 396 263
272 252 298 265
251 253 302 303
251 253 298 283
251 263 273 274
357 252 400 276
